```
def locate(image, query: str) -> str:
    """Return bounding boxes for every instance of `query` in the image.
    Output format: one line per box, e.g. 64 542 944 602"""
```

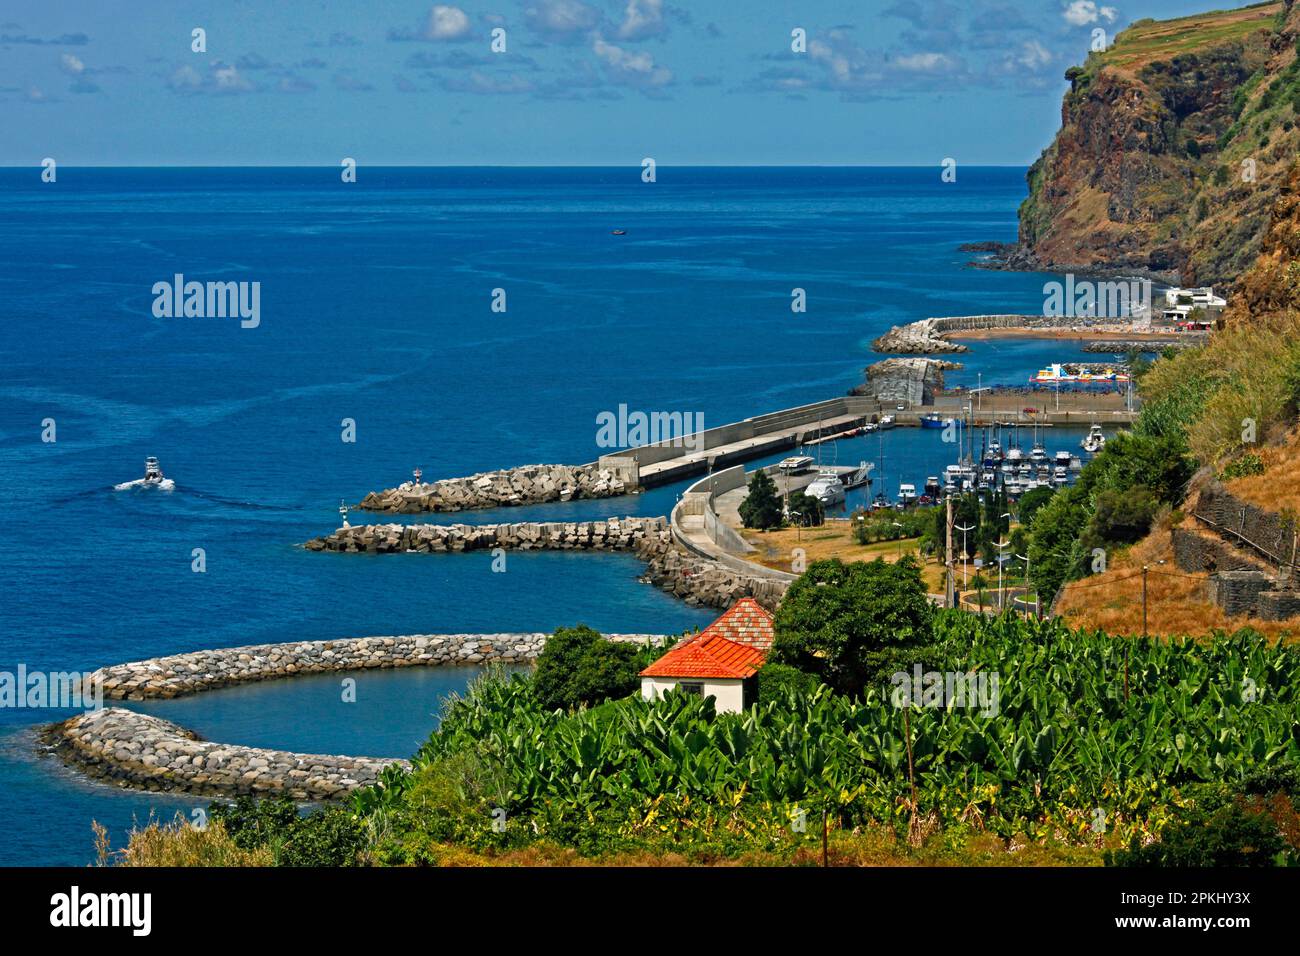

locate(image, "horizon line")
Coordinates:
0 162 1034 170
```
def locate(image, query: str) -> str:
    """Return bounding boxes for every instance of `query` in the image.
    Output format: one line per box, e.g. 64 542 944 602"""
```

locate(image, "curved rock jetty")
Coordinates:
304 516 666 553
635 535 787 611
359 463 628 513
91 632 670 701
872 315 1085 354
48 708 407 800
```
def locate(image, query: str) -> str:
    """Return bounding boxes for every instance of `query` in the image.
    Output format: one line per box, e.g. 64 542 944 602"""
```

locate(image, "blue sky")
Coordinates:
0 0 1252 165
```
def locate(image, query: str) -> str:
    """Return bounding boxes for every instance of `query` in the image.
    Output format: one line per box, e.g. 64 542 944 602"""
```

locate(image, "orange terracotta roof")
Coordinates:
640 633 767 680
680 597 775 651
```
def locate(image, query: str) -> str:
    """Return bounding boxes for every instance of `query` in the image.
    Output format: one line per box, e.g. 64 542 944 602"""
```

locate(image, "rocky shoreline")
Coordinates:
358 463 629 513
47 708 408 801
304 516 666 553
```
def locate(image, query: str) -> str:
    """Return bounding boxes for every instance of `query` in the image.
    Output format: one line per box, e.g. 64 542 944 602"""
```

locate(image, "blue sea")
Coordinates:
0 166 1108 865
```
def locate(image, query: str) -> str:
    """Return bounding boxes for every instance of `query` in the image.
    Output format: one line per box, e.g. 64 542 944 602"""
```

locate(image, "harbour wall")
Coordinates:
304 516 666 553
358 463 628 514
872 314 1146 354
89 632 669 701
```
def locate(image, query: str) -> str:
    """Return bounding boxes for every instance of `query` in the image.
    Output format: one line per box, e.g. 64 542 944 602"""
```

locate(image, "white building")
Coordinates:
1160 286 1226 326
639 597 774 714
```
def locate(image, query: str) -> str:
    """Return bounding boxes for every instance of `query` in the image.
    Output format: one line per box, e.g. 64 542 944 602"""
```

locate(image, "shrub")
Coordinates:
739 469 784 530
100 815 274 867
1106 801 1286 867
1220 452 1266 481
756 663 820 701
1087 486 1161 546
533 625 640 712
208 795 366 866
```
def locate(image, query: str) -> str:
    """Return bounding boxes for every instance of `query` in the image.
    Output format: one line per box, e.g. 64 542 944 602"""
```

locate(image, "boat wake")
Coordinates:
113 477 176 492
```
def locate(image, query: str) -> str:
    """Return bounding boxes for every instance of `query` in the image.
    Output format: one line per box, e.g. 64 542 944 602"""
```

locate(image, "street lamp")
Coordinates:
891 520 904 559
995 539 1010 611
955 522 975 589
1016 551 1036 618
790 511 803 542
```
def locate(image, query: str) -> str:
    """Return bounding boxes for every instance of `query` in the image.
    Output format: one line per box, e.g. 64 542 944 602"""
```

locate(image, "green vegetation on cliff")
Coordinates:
1018 1 1298 286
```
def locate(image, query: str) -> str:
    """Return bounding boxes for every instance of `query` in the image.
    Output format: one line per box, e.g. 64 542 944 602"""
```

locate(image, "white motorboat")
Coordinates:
898 483 917 506
778 455 815 475
805 471 846 506
1081 424 1106 454
115 456 175 491
878 415 896 430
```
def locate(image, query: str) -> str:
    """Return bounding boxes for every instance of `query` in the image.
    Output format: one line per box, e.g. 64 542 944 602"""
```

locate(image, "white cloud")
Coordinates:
59 53 84 74
1018 41 1052 70
893 52 955 72
212 62 252 92
167 61 253 94
525 0 601 42
617 0 665 41
425 5 472 40
167 65 203 91
592 36 672 87
1063 1 1117 26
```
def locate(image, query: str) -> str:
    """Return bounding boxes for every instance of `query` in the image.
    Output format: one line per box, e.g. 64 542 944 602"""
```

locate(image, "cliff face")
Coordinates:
1014 1 1299 287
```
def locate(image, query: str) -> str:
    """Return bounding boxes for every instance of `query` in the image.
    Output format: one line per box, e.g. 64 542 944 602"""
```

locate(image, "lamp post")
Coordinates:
955 522 975 589
892 520 904 559
995 539 1010 612
791 511 802 543
1016 551 1033 617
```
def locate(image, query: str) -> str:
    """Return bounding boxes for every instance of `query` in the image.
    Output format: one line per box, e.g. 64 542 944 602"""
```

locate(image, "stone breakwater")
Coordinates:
359 463 628 514
872 314 1120 354
47 708 408 800
635 534 787 611
304 516 666 554
91 632 669 701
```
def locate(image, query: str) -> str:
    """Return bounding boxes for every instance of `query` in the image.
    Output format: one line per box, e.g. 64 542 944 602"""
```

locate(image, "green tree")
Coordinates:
786 490 824 527
1016 485 1056 527
1027 485 1091 601
533 625 640 711
739 468 784 530
770 557 936 696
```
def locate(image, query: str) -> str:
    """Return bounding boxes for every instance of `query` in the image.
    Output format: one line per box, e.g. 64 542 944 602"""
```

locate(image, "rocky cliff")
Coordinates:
1011 1 1300 287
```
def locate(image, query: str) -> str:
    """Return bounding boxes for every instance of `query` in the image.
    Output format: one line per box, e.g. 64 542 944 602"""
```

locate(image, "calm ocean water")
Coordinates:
0 166 1108 864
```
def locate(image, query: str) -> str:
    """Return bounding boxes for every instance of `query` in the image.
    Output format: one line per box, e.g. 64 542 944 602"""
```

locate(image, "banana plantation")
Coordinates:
359 612 1300 855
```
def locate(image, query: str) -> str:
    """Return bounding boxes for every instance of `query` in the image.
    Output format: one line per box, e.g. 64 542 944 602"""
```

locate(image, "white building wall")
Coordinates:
641 677 747 713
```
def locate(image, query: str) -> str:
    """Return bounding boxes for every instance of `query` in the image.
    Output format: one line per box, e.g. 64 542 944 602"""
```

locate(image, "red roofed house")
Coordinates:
639 597 775 713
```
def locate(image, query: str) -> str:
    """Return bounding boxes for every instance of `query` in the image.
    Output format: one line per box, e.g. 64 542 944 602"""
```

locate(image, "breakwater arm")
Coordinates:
89 632 670 700
48 708 407 801
304 516 667 553
358 463 630 513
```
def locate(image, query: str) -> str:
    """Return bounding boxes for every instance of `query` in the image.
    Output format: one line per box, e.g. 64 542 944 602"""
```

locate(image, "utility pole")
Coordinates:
1016 551 1032 618
1141 564 1149 639
945 495 955 608
995 538 1010 613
